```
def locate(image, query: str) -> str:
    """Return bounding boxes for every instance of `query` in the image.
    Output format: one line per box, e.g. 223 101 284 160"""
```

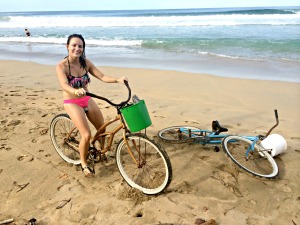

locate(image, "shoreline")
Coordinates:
0 42 299 83
0 60 300 224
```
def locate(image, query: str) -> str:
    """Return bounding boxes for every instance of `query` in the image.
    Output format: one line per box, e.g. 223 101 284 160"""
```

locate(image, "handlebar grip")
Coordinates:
274 109 278 119
124 80 129 87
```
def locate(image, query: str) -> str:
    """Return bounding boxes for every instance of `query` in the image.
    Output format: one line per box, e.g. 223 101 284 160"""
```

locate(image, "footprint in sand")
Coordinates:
38 150 52 158
0 144 12 151
216 164 239 178
58 173 69 180
248 199 257 205
152 111 167 118
168 180 197 194
154 115 167 118
199 155 210 160
291 137 300 140
26 97 36 101
13 181 29 192
118 185 151 204
7 119 21 126
69 203 98 221
3 98 12 107
9 112 21 116
0 144 6 150
17 154 34 162
45 102 56 106
211 170 242 197
0 119 8 125
9 90 21 96
185 120 200 125
40 128 49 135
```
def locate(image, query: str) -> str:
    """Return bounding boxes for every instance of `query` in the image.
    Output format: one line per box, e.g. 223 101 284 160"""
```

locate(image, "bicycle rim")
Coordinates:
222 135 278 178
157 126 202 143
116 134 172 195
50 114 81 165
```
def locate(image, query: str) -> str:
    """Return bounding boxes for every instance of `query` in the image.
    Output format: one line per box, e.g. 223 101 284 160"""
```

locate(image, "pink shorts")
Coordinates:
63 96 91 108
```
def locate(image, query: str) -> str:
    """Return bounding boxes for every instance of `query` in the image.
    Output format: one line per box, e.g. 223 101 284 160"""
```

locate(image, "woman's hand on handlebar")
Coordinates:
74 88 86 97
116 76 128 84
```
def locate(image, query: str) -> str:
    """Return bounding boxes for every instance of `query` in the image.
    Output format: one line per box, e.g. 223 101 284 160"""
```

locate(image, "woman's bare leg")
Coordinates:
86 98 104 130
64 103 92 172
86 98 105 149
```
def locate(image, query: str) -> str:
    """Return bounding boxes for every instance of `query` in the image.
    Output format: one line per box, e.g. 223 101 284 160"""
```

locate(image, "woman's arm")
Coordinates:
86 59 127 83
56 61 84 96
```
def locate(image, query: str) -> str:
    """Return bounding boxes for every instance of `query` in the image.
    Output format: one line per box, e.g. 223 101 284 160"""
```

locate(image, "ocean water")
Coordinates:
0 7 299 82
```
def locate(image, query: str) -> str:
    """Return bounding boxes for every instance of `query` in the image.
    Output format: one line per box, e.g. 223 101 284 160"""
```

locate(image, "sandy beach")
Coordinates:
0 60 299 225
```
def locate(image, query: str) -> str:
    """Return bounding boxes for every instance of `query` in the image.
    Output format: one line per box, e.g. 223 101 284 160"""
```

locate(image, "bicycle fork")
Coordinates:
245 136 260 160
123 133 146 168
245 136 270 159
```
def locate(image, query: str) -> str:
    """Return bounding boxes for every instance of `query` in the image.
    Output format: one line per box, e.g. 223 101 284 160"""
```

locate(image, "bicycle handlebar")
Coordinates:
275 109 278 120
264 109 279 138
86 80 131 108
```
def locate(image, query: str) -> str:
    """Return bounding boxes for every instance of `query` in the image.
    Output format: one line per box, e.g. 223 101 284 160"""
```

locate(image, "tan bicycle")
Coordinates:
50 81 172 195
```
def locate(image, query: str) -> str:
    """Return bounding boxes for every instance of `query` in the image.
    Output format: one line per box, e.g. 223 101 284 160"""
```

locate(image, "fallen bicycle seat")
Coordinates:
212 120 228 134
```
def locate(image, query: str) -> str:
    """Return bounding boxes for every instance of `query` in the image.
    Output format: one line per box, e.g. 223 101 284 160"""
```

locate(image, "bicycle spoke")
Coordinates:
222 135 278 178
50 114 81 165
116 134 172 194
158 126 202 143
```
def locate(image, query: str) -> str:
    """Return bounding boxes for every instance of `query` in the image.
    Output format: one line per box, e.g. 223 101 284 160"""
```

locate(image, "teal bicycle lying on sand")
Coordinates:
158 110 287 179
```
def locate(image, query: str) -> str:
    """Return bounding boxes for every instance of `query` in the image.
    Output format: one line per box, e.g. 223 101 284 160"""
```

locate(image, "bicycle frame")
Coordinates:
179 128 256 145
86 81 146 167
91 114 125 154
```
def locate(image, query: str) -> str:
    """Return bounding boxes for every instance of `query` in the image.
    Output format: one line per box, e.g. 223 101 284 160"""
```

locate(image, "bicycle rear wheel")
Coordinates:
222 135 278 179
157 126 202 143
50 114 81 165
116 134 172 195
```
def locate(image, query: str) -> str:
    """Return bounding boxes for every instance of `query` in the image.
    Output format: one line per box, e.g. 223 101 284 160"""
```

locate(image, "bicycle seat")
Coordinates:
212 120 228 134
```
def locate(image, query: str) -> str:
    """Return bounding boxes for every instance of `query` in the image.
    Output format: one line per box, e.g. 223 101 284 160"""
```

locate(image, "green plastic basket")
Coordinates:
120 100 152 132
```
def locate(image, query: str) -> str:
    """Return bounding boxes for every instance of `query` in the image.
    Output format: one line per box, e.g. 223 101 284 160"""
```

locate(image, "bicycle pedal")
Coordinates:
100 154 108 162
214 146 220 152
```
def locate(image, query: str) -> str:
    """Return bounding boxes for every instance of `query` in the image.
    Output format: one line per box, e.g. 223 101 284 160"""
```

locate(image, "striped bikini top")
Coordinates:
66 57 91 88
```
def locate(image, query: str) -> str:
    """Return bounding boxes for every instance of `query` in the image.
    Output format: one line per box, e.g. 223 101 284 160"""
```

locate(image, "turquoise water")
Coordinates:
0 7 299 82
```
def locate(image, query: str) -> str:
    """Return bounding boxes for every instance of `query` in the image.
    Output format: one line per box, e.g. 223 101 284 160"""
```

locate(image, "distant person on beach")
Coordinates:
24 29 31 37
56 34 127 177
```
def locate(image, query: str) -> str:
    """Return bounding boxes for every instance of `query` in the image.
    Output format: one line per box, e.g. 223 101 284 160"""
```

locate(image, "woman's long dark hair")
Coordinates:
66 34 87 69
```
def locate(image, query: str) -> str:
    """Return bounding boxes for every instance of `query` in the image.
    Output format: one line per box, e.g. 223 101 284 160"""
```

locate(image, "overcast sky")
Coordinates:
0 0 299 12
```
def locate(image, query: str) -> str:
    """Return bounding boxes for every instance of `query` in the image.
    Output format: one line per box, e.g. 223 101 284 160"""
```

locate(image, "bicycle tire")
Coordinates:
50 114 81 165
222 135 278 179
116 134 172 195
157 126 202 143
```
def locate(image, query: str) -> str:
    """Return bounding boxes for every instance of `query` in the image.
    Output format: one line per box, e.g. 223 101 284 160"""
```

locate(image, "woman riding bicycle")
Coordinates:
56 34 127 177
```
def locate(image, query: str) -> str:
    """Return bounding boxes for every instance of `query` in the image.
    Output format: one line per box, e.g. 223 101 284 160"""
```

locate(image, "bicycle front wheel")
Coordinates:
158 126 202 143
50 114 81 165
222 135 278 179
116 134 172 195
